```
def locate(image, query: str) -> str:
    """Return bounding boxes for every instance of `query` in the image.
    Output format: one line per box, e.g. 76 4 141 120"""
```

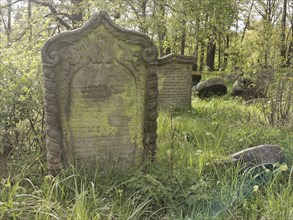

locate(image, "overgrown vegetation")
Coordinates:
0 94 292 219
0 0 292 219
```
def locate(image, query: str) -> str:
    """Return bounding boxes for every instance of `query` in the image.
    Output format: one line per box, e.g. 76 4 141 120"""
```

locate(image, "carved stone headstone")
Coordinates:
157 54 195 109
42 11 158 175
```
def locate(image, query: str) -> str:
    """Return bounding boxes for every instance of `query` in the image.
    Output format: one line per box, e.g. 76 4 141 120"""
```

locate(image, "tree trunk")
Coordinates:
289 24 293 65
28 0 32 41
158 35 165 57
193 17 200 71
31 0 71 30
280 0 287 61
218 32 222 70
199 41 205 71
71 0 83 28
289 2 293 65
7 0 12 42
157 1 166 56
224 34 229 69
206 38 216 70
200 13 209 70
180 20 186 55
140 0 148 34
241 0 254 43
193 42 199 71
180 32 186 55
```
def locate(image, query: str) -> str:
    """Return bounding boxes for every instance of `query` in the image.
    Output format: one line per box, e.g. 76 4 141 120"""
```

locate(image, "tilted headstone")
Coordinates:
157 54 195 109
42 11 158 175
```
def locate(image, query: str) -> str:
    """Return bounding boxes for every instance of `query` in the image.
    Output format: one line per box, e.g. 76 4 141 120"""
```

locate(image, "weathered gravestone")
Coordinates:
157 54 195 109
42 11 158 175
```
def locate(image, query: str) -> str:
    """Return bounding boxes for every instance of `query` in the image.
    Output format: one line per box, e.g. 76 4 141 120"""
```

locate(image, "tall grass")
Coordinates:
1 96 292 219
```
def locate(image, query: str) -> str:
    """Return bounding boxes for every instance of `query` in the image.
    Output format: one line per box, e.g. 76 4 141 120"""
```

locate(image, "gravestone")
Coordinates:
157 54 195 109
42 11 158 175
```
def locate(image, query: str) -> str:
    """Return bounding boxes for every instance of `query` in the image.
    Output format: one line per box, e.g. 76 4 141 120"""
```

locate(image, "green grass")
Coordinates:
1 96 292 219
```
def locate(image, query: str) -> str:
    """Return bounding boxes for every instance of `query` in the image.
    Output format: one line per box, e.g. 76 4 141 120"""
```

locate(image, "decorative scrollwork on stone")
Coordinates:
142 63 158 170
42 64 64 175
142 47 158 63
42 50 61 67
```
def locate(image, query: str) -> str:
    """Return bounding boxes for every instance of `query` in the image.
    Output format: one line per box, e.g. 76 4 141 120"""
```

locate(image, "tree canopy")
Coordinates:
0 0 292 160
0 0 292 70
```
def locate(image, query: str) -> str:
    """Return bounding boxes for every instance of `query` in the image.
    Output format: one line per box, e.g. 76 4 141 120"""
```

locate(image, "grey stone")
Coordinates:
231 77 266 100
196 78 227 98
42 11 158 175
230 145 285 167
157 54 195 109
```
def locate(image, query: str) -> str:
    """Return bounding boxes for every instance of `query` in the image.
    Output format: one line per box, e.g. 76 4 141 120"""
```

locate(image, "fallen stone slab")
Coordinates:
196 78 227 98
230 144 285 167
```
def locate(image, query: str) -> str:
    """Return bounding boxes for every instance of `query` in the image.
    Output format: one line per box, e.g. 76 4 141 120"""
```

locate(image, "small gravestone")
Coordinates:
157 54 195 109
42 11 158 175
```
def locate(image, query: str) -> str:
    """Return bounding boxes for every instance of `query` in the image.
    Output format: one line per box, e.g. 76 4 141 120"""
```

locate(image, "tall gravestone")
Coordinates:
157 54 195 109
42 11 158 175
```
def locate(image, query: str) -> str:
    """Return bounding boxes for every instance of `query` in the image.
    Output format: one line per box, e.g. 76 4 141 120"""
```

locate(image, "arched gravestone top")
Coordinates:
157 54 195 109
158 54 196 65
42 11 158 176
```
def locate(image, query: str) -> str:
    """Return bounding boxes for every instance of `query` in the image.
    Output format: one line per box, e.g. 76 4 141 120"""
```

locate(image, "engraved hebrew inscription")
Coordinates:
157 54 194 109
70 63 141 168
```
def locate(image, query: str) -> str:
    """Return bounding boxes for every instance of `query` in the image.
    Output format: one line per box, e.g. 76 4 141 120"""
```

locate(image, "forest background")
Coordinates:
1 0 292 157
0 0 292 219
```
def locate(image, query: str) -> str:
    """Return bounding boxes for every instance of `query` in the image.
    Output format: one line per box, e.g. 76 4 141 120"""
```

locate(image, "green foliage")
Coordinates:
0 1 292 218
2 96 292 219
0 60 43 156
0 23 46 176
245 21 283 68
262 78 293 127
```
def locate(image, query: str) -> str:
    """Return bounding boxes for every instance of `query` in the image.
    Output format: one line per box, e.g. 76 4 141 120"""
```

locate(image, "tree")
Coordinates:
0 0 13 43
71 0 83 28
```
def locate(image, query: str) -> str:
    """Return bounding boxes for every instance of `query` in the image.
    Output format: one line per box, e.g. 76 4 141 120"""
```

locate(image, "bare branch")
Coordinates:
0 0 23 9
30 0 71 30
0 8 8 33
43 12 72 20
